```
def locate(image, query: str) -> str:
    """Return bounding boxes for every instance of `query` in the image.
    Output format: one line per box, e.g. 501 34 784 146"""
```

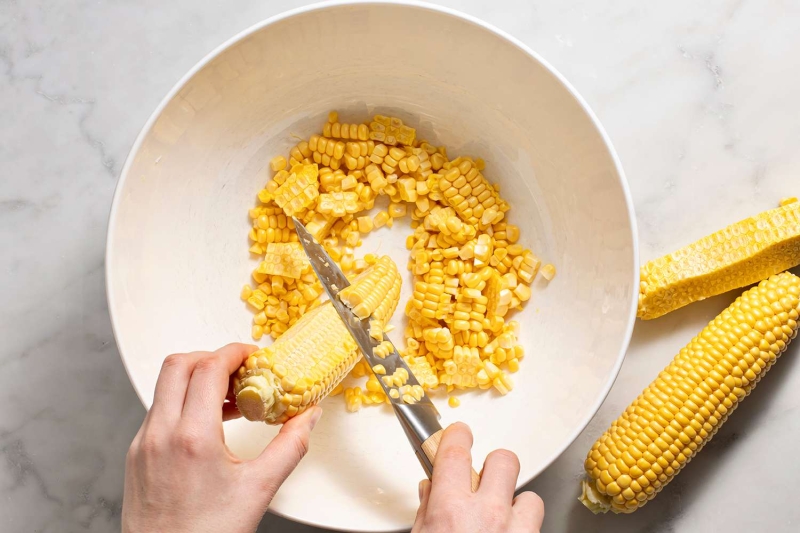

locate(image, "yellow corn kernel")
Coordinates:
270 155 287 172
373 210 391 228
540 264 556 281
516 251 541 284
344 387 363 412
513 283 532 302
373 340 394 358
372 364 387 375
389 202 407 218
241 284 253 300
780 196 798 206
448 396 461 408
581 272 800 514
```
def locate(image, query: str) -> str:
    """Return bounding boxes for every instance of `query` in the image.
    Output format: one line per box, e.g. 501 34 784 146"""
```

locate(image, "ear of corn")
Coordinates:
233 256 402 424
638 202 800 319
582 272 800 513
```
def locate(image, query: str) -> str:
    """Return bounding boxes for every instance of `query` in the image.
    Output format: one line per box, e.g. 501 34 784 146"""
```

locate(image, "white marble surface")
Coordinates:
2 1 799 531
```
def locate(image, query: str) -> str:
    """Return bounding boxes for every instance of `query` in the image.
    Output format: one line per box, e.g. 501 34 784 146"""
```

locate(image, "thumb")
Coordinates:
411 479 431 533
251 406 323 500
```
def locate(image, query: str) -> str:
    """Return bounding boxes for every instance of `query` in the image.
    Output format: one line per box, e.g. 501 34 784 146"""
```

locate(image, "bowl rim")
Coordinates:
106 1 639 530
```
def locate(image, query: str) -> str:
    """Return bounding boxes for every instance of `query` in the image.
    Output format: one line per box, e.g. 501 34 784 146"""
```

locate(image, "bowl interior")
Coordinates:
107 3 637 531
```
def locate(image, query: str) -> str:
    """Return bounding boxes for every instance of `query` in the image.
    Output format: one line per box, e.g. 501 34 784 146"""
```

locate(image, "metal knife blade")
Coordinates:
293 217 442 475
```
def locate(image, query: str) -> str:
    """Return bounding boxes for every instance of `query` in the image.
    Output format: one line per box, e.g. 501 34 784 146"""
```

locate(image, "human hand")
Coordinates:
122 343 322 533
412 423 544 532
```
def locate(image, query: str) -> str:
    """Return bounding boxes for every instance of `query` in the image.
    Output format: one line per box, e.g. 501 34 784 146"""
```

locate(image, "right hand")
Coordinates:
412 423 544 532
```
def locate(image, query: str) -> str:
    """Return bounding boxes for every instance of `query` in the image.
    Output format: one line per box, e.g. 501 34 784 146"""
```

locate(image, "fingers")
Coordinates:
478 449 520 502
249 406 323 499
181 343 257 426
150 351 207 422
512 491 545 529
411 480 431 533
430 422 474 494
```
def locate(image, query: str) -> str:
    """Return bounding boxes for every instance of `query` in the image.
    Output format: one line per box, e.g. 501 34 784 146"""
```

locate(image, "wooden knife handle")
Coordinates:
421 428 481 492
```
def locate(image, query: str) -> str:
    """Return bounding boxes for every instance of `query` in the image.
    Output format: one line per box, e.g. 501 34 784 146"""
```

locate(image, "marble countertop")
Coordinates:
2 1 799 531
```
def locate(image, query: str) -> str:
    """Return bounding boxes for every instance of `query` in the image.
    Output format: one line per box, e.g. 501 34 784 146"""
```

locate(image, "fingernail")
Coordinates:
418 480 426 501
309 407 323 430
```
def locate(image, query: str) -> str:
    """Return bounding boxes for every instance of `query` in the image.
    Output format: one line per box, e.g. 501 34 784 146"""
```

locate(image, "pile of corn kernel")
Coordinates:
241 111 555 410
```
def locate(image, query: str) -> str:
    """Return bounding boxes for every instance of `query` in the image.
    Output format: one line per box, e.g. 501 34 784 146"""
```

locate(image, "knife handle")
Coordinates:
421 429 482 492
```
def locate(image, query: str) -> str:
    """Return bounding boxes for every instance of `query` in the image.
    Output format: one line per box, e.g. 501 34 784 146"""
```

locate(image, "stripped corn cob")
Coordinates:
234 256 403 424
638 202 800 319
582 272 800 513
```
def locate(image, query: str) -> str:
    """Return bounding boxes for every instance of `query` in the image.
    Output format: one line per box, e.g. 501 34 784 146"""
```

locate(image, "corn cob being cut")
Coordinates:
638 202 800 319
233 255 402 424
582 272 800 514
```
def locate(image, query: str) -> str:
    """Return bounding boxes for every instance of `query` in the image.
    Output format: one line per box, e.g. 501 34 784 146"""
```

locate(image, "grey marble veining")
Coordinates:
2 1 800 531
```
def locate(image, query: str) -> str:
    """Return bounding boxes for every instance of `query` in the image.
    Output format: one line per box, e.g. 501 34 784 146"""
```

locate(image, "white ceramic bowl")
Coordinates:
107 1 638 530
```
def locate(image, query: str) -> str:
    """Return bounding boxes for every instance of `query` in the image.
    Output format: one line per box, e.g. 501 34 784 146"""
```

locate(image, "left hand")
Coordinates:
121 343 322 533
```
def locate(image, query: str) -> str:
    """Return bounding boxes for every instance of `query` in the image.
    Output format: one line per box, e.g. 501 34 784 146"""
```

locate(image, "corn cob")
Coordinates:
638 202 800 319
582 272 800 513
233 255 402 424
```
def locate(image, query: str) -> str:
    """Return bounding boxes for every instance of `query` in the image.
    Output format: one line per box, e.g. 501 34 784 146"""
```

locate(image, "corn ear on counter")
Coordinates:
583 272 800 513
238 111 555 418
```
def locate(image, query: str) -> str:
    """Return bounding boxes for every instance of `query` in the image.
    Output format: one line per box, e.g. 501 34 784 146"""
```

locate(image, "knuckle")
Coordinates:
125 444 138 465
440 445 471 464
425 501 463 529
139 433 162 456
162 353 186 370
515 491 544 513
482 501 510 530
288 431 310 459
488 448 520 468
173 427 205 457
193 356 222 374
